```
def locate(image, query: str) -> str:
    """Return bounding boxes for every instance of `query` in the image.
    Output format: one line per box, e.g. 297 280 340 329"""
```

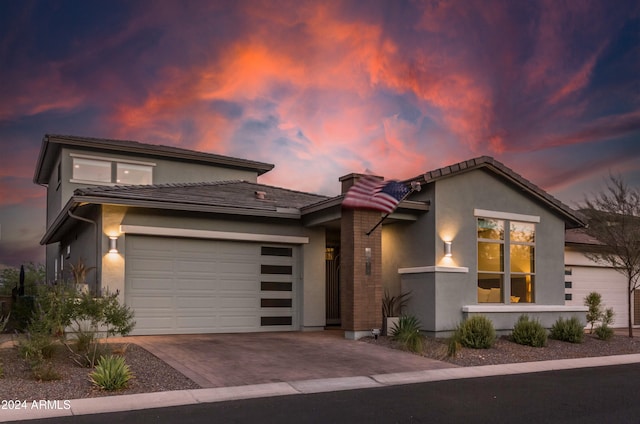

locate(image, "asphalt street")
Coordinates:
27 363 640 424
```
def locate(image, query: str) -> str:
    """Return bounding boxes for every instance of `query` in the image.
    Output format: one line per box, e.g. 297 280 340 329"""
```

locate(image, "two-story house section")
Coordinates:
33 134 329 335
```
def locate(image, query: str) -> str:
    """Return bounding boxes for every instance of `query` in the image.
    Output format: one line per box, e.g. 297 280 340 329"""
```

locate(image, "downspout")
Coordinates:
67 210 100 294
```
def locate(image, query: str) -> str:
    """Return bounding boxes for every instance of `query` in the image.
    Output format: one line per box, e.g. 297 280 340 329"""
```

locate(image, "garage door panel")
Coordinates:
126 235 296 335
174 296 257 309
135 317 175 330
128 258 175 273
129 277 174 291
129 296 174 309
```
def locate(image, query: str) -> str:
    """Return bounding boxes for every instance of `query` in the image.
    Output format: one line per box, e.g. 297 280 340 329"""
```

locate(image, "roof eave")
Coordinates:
73 195 302 219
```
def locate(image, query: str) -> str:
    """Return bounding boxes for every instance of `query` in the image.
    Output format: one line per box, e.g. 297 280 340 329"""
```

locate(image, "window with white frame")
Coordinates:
477 217 536 303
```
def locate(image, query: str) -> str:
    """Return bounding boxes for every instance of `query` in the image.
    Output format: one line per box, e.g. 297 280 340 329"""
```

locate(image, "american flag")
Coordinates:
342 176 411 213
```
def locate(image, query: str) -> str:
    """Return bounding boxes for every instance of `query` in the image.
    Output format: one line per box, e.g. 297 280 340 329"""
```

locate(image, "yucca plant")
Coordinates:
391 315 423 353
89 355 133 391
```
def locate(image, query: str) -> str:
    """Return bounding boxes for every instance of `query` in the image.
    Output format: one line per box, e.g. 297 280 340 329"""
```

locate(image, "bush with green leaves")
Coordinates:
391 315 423 353
510 315 547 347
65 290 136 367
550 316 584 343
584 292 603 334
594 324 614 341
453 315 496 349
89 355 133 391
595 308 615 341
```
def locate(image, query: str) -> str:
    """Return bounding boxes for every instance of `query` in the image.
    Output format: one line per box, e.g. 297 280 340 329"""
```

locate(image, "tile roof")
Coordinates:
565 227 605 246
411 156 585 228
73 181 329 214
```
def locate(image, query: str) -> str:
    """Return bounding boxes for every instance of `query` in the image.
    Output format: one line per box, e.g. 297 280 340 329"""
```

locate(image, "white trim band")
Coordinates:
120 225 309 244
474 209 540 223
398 266 469 274
462 305 588 313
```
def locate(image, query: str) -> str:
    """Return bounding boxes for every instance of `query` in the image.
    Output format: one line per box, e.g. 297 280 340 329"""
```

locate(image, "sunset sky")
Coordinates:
0 0 639 268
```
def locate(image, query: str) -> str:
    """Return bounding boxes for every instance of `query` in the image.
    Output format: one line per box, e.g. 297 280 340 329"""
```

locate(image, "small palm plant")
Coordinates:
89 355 133 391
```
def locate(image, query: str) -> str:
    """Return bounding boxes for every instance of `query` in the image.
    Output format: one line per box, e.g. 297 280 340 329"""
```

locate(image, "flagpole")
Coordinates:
366 182 420 236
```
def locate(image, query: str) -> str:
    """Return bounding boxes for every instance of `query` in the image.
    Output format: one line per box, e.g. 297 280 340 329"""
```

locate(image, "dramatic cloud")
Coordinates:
0 0 638 266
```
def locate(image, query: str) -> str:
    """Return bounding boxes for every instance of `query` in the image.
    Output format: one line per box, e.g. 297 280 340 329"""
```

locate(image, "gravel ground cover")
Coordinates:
2 332 640 402
0 338 199 402
362 333 640 367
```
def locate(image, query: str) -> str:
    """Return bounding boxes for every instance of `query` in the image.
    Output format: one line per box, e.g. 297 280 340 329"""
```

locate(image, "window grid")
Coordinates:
477 218 536 304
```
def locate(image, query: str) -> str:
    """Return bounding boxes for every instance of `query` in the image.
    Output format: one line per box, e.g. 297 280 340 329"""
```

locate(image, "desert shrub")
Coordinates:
454 315 496 349
447 337 462 358
594 324 614 341
382 290 411 336
32 362 61 381
391 315 423 353
584 292 603 334
511 315 547 347
550 316 584 343
66 290 135 367
89 355 133 391
595 308 615 341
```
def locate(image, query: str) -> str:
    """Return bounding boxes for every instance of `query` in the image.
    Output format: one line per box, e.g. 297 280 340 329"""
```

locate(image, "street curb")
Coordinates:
2 353 640 422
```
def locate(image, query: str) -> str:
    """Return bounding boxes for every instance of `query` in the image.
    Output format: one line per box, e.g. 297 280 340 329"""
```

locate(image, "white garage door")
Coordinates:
125 235 297 335
566 265 628 328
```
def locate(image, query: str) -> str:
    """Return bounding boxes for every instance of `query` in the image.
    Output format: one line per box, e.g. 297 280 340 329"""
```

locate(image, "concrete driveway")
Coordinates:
124 330 455 388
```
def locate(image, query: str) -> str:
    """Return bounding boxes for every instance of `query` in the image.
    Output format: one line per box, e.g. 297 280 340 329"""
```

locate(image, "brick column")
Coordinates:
339 174 383 339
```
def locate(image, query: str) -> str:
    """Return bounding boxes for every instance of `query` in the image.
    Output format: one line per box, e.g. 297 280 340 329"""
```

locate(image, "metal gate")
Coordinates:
325 247 340 325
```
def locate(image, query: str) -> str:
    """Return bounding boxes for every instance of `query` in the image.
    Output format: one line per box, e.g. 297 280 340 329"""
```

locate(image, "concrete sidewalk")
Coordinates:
3 353 640 422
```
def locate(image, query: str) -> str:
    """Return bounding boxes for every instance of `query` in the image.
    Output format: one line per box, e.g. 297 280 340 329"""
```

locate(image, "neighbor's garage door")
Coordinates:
125 235 297 335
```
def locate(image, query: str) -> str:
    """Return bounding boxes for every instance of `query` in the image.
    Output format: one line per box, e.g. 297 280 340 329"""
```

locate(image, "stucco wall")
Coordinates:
381 184 436 296
57 147 260 211
396 168 572 333
433 169 567 306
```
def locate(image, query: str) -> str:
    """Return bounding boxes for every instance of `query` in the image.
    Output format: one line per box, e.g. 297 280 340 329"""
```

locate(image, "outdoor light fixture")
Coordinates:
444 241 452 257
109 236 118 254
365 247 372 275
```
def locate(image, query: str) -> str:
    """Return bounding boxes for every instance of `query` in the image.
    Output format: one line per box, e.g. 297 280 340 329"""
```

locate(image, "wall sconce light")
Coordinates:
444 241 452 257
109 236 119 254
365 247 372 275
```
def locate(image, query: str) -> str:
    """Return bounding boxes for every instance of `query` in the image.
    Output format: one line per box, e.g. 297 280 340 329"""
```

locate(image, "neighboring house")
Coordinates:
564 228 637 328
34 134 588 338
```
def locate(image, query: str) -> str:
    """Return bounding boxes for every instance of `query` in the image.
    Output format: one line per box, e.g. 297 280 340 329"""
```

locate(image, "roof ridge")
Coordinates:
404 156 584 227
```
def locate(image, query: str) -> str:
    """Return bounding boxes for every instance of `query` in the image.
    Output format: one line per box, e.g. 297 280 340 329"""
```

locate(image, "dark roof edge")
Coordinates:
34 134 275 183
408 156 585 228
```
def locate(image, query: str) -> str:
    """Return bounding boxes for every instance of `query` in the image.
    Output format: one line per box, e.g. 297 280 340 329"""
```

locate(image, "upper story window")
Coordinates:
71 154 154 185
117 163 152 184
73 158 112 183
477 213 536 304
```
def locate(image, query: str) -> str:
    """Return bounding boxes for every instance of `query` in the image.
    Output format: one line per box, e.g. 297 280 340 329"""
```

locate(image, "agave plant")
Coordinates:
89 355 133 391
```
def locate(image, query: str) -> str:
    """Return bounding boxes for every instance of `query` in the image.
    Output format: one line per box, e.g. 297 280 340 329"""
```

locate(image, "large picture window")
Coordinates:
477 217 535 303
